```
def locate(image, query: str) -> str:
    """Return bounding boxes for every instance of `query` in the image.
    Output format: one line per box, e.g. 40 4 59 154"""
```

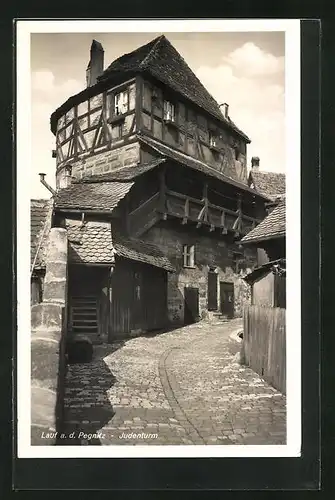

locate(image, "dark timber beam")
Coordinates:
202 182 209 223
158 166 167 219
181 198 189 225
232 194 243 234
221 211 228 234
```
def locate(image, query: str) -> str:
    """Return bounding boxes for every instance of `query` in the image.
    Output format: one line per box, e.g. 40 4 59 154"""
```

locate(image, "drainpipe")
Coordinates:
39 173 56 196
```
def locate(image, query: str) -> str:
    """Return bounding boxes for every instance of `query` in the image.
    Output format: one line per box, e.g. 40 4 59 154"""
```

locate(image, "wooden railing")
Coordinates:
127 192 160 237
126 180 261 237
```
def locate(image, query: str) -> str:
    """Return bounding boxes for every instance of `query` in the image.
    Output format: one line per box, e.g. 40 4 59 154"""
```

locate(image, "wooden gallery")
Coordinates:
31 36 272 344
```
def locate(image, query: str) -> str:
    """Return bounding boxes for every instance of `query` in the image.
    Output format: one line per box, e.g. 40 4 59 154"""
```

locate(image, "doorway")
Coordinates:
184 287 199 325
220 282 234 319
207 270 218 311
68 265 107 343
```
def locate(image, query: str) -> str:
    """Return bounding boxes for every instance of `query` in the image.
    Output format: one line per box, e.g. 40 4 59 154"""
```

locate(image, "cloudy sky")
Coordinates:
30 31 285 199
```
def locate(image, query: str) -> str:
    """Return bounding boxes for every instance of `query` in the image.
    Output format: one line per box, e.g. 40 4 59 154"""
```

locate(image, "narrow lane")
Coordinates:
62 319 286 445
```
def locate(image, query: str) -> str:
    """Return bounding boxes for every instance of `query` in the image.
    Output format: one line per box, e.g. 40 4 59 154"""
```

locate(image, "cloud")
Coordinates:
223 42 285 77
31 70 83 197
32 70 82 108
196 43 285 173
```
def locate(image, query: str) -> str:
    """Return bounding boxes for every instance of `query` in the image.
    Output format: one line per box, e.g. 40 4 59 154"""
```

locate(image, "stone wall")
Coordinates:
142 221 255 325
31 228 68 445
56 141 140 188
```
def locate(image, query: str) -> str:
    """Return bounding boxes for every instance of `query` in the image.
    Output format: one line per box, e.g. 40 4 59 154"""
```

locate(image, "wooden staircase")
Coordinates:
70 296 99 343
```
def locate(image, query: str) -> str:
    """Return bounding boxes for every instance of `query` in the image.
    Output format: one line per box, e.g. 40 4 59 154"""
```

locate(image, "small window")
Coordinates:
209 131 218 148
232 251 244 273
183 244 195 268
164 100 175 122
114 90 129 116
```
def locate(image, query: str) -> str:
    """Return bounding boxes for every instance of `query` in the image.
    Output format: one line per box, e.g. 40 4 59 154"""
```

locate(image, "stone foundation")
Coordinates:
142 221 254 325
31 228 68 445
56 141 140 187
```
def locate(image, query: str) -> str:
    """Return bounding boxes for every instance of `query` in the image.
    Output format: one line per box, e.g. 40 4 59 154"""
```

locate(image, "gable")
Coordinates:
241 199 286 244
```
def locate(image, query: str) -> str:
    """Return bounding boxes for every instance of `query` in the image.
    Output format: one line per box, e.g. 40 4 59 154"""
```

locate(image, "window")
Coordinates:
164 100 175 122
183 244 195 268
232 251 244 273
114 90 129 116
209 131 218 148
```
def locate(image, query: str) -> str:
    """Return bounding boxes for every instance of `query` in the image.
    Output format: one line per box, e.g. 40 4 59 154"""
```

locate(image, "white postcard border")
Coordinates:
16 18 301 459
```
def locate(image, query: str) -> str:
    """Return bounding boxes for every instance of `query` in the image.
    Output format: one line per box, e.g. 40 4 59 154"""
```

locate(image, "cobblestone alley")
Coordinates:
62 319 286 446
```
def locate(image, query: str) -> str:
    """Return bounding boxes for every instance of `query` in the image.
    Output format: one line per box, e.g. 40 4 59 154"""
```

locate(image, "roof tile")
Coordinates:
138 133 270 199
240 199 286 244
67 220 115 264
54 181 133 211
113 234 175 272
249 170 286 200
31 199 53 270
66 220 174 271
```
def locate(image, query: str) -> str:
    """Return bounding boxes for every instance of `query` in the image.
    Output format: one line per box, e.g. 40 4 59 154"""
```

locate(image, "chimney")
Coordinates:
251 156 260 171
220 103 229 119
86 40 104 87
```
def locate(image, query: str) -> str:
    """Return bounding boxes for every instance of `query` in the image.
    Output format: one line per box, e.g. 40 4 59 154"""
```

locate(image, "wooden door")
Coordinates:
184 287 199 325
132 270 143 330
220 282 234 319
207 271 218 311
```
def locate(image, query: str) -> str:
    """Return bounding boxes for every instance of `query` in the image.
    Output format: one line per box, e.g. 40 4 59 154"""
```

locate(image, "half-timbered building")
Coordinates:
32 35 272 344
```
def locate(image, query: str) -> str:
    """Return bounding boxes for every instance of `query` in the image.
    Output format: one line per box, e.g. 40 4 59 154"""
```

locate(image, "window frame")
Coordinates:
209 130 220 150
163 99 176 122
182 244 195 268
113 89 129 117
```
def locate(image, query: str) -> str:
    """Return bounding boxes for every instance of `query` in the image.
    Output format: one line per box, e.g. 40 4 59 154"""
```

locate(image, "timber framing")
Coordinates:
126 183 261 238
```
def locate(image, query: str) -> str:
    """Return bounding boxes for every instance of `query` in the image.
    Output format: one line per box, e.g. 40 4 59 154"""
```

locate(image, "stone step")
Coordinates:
72 311 97 317
72 319 98 324
71 306 97 310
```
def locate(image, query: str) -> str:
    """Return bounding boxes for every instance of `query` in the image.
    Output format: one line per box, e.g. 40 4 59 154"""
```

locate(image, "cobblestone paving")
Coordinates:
62 319 286 445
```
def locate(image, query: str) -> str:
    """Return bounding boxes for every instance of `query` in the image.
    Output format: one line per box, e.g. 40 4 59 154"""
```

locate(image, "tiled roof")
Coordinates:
100 35 249 142
240 199 286 244
50 36 249 141
75 158 166 184
67 220 115 265
249 170 286 200
31 199 53 270
114 234 175 272
138 133 270 199
54 181 133 211
66 220 174 271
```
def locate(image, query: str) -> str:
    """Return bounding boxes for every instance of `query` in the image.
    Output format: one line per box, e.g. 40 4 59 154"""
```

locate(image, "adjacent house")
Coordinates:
30 199 53 305
31 35 271 344
240 197 286 393
248 156 286 201
240 198 286 308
